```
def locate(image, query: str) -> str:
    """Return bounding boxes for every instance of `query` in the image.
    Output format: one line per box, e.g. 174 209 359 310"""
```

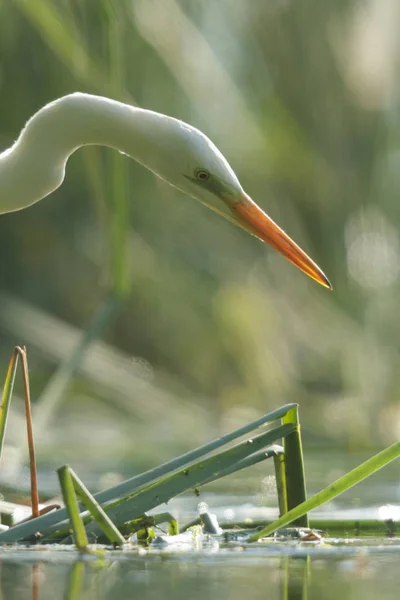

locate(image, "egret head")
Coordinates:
145 115 331 290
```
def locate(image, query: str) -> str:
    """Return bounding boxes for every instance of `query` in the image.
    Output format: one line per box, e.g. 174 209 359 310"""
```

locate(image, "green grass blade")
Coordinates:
103 0 130 298
32 296 119 435
273 452 288 517
247 440 400 541
69 468 125 546
108 149 129 298
200 445 284 486
93 403 297 504
57 466 88 551
83 423 295 535
0 349 19 459
92 404 296 506
282 406 308 526
15 0 111 94
46 424 294 541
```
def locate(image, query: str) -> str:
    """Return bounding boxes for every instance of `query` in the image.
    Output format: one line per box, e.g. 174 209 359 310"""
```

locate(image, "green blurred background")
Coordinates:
1 0 400 491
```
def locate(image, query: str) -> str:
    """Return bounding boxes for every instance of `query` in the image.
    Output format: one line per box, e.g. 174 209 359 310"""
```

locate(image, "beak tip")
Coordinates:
323 275 333 291
236 193 334 291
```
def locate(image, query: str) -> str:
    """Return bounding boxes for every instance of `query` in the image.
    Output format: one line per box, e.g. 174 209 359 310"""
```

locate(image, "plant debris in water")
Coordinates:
2 349 400 552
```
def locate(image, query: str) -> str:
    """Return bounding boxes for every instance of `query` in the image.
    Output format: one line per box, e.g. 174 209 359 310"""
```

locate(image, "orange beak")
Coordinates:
231 193 332 290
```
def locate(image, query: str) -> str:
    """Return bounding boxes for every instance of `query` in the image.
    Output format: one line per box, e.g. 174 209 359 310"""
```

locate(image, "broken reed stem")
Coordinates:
282 406 308 527
273 452 288 517
57 465 89 551
57 464 125 547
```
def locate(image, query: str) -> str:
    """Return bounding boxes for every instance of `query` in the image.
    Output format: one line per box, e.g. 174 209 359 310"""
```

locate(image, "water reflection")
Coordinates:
1 548 400 600
282 557 310 600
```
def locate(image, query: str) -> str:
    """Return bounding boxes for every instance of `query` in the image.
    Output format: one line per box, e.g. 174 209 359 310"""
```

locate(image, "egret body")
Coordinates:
0 93 331 288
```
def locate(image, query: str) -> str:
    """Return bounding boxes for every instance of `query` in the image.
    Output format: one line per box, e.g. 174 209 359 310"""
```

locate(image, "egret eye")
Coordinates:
195 168 210 181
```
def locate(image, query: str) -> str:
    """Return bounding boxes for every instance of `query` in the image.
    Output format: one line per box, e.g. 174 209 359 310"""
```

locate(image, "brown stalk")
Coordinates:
15 346 40 519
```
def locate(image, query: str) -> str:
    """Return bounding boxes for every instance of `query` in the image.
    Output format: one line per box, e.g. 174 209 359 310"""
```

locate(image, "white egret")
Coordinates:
0 93 331 288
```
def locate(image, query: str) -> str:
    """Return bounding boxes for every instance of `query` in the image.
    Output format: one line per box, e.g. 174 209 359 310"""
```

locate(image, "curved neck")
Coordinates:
0 93 166 213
